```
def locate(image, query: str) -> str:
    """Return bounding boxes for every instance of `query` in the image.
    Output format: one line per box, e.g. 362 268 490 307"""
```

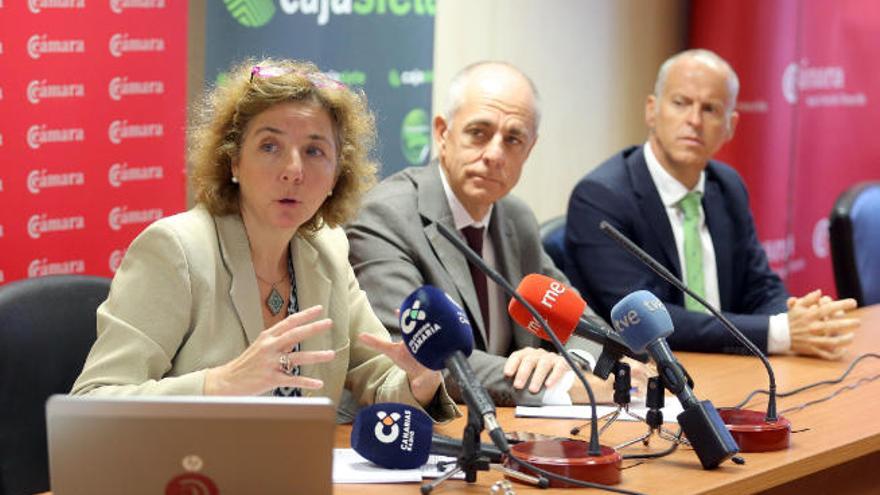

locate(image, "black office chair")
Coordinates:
829 181 880 306
0 275 111 495
539 215 567 272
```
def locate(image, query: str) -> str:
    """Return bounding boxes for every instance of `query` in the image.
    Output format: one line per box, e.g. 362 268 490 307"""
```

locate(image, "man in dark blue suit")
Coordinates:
565 49 858 358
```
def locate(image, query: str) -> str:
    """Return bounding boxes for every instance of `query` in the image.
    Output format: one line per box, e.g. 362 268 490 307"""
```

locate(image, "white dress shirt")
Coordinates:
643 142 790 353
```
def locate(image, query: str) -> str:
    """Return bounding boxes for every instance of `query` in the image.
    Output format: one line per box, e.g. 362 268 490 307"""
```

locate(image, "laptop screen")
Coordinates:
47 395 336 495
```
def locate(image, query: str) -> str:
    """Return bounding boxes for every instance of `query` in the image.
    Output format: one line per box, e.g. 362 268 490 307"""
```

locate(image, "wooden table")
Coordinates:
335 305 880 494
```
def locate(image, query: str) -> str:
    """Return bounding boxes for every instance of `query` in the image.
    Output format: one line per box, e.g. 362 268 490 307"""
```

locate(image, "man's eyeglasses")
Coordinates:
249 65 346 90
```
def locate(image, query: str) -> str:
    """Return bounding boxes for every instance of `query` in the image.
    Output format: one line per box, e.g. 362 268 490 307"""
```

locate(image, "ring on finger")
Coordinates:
279 353 293 374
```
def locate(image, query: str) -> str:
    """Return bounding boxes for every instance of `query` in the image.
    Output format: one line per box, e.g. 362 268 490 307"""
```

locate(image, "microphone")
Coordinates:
398 285 509 453
430 433 504 463
351 403 504 469
508 274 649 378
350 403 433 469
599 220 778 421
611 290 739 469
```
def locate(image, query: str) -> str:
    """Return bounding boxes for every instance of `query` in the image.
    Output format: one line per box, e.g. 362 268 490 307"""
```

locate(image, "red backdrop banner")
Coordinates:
690 0 880 297
0 0 187 285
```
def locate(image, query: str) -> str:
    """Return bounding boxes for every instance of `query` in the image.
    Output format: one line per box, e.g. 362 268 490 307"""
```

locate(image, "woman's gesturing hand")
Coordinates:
204 305 336 395
359 333 443 406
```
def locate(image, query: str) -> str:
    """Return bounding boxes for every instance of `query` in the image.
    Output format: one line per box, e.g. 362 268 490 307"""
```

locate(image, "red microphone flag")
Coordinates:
508 274 586 344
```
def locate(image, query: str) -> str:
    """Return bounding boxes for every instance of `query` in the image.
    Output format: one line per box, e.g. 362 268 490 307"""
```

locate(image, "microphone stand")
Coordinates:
420 407 488 493
615 377 685 451
570 360 633 438
421 404 545 493
598 361 634 436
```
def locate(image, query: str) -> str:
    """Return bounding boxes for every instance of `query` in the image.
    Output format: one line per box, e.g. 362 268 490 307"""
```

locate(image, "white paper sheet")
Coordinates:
515 397 684 423
332 449 464 483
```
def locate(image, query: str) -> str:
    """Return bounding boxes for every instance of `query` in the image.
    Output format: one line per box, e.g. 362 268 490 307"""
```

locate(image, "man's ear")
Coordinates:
645 94 657 130
433 115 449 157
433 115 448 144
725 110 740 142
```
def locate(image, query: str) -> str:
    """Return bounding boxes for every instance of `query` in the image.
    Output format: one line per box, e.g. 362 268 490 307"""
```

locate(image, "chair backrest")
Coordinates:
539 215 567 272
0 275 110 495
829 181 880 306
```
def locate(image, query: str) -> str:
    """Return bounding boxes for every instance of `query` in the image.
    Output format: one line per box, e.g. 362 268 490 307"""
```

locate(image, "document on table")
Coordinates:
332 449 464 483
515 397 685 423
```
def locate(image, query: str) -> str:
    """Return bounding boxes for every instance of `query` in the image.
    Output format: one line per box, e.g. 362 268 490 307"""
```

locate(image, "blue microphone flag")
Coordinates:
350 403 433 469
610 290 674 354
398 285 474 370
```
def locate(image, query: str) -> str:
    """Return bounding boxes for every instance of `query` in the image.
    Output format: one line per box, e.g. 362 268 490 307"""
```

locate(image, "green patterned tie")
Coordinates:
679 192 706 312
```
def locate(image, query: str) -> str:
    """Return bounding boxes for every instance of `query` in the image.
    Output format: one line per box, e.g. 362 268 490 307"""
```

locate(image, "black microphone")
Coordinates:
434 221 603 455
430 433 504 463
398 285 509 452
599 220 778 421
611 290 739 469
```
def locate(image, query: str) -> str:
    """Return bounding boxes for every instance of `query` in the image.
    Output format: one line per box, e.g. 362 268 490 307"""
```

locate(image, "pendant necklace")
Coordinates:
256 272 287 316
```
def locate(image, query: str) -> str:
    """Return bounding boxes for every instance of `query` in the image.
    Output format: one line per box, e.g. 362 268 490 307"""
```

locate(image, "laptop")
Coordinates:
46 395 336 495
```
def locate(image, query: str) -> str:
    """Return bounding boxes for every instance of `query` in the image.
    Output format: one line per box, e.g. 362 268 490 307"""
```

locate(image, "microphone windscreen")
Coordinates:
610 290 673 353
508 274 586 344
398 285 474 370
350 403 433 469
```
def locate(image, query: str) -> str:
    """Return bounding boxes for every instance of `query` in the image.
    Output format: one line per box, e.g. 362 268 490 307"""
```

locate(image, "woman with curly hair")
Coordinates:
73 59 455 420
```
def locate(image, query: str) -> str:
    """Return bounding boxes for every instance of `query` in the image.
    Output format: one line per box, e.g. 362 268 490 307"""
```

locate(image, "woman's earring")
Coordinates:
231 176 239 184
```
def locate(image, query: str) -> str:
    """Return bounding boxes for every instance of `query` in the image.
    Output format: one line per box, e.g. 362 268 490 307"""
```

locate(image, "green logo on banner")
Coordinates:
388 68 432 88
278 0 435 26
352 0 436 16
388 69 401 88
224 0 276 28
401 108 431 165
327 70 367 86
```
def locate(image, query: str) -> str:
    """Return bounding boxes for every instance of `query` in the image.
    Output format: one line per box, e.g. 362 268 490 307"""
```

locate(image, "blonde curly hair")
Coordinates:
190 58 378 236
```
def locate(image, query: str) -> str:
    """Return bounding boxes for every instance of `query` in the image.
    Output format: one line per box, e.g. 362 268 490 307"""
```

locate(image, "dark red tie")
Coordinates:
461 226 489 339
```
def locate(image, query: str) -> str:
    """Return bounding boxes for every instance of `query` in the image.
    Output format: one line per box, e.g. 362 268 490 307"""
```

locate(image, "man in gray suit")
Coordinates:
348 61 638 405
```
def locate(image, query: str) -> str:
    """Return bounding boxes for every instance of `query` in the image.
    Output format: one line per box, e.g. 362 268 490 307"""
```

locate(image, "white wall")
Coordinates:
433 0 688 222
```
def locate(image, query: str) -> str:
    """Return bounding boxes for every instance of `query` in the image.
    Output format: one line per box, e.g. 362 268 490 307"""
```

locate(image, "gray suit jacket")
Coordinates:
347 163 601 406
72 207 457 421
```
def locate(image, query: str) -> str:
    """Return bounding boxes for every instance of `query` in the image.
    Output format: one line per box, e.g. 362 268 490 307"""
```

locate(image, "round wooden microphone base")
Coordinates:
503 440 622 487
718 408 792 452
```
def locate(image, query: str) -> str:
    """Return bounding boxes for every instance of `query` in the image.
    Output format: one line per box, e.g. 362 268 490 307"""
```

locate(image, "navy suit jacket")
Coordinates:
564 145 789 354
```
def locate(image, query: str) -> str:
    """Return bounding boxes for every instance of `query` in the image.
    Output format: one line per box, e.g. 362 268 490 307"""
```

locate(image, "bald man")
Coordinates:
565 49 858 359
347 61 641 406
